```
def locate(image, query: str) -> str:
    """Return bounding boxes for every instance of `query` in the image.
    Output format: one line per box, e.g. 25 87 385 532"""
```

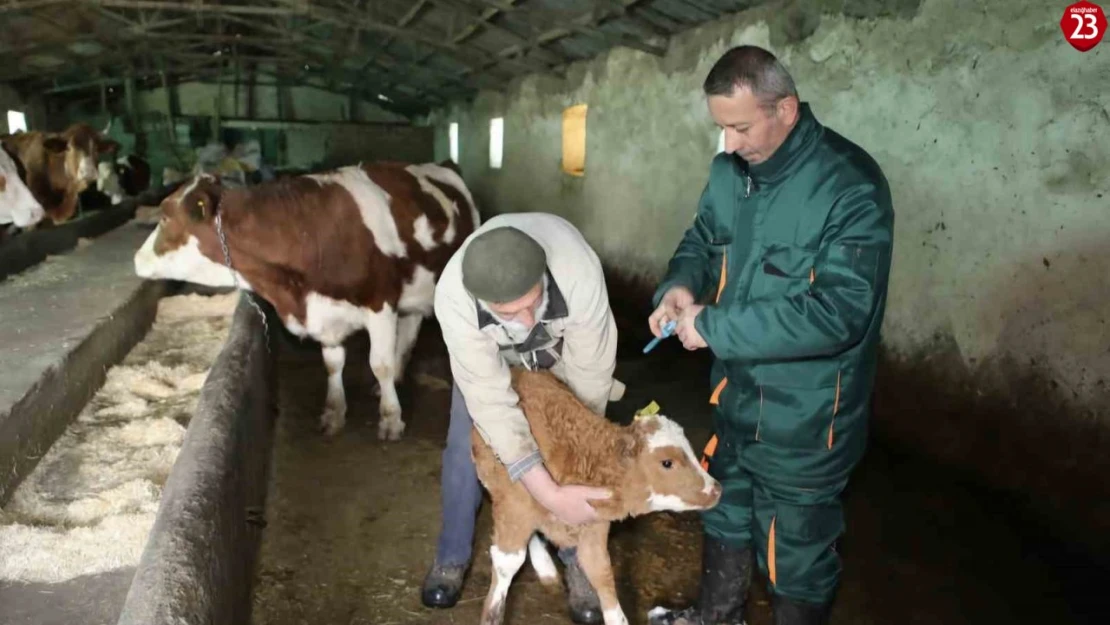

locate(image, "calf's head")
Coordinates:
615 413 722 515
134 174 239 287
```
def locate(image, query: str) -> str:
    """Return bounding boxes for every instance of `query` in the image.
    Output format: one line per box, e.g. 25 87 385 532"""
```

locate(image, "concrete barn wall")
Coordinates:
423 0 1110 549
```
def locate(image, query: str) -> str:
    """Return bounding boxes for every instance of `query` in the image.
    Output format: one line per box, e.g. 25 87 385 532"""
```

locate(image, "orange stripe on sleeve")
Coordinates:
709 377 728 405
714 251 728 303
699 434 718 471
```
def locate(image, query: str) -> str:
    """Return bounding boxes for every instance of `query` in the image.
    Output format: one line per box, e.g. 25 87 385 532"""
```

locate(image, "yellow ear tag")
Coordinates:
634 401 660 421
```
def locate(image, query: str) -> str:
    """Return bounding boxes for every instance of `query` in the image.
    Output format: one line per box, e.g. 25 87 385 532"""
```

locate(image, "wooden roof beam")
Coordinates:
429 0 569 66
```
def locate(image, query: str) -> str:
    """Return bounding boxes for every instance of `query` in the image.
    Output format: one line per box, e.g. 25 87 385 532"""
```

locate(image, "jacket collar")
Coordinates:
475 269 569 330
743 101 822 185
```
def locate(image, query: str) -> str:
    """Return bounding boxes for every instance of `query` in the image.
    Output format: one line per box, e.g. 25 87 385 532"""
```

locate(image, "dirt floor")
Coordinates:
250 318 1109 625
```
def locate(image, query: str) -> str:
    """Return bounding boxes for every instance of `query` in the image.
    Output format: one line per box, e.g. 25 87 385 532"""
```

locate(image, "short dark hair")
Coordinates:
702 45 798 106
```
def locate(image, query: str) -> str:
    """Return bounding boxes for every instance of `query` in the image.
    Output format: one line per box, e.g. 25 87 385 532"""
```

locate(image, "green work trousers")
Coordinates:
701 432 849 606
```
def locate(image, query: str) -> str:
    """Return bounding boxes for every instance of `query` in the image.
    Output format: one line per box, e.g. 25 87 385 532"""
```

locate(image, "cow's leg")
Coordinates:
366 307 403 441
480 506 532 625
394 312 424 381
320 344 347 435
577 525 628 625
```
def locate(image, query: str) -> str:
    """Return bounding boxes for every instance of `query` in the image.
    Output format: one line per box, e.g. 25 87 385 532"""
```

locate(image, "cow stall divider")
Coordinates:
114 291 279 625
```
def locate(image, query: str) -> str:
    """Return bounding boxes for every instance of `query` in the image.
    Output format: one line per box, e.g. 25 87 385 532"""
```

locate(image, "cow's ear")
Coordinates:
187 190 215 222
97 137 120 154
43 136 68 153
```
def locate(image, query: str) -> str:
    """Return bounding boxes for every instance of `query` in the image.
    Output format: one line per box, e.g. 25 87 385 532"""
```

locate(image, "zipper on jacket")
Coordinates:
745 175 752 198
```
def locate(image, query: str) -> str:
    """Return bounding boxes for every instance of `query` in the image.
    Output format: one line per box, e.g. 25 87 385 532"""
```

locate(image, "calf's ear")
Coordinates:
617 431 640 459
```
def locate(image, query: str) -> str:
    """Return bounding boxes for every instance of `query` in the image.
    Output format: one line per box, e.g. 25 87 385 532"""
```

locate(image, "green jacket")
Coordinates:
654 102 894 481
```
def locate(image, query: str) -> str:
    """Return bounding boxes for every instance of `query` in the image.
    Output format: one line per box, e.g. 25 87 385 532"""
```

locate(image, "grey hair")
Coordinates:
702 45 798 107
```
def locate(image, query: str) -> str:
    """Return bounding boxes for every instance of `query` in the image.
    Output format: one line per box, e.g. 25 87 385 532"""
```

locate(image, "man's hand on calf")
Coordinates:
519 464 611 525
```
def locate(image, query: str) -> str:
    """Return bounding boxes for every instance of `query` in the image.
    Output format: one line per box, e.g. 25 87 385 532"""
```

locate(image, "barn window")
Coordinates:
562 104 587 176
489 117 504 169
6 110 27 134
449 122 459 163
717 129 726 153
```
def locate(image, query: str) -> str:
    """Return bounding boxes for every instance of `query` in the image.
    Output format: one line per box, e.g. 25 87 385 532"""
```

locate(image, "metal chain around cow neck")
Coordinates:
214 210 271 350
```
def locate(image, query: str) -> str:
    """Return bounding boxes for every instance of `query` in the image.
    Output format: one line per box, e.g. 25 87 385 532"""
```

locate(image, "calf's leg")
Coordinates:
480 506 533 625
365 307 403 440
320 345 347 435
576 525 628 625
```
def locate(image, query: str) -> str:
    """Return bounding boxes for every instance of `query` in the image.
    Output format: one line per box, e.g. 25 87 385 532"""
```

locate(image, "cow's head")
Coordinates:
134 174 241 287
0 143 44 228
97 161 123 204
59 122 119 187
614 413 722 516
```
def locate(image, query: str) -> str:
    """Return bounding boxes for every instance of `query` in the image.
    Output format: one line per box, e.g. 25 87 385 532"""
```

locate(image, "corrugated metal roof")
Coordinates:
0 0 761 118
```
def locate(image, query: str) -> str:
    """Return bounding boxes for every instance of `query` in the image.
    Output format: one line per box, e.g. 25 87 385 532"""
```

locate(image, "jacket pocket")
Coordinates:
748 242 817 301
754 361 849 450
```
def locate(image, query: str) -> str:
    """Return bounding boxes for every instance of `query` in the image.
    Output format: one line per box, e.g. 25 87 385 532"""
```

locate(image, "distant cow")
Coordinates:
134 160 480 440
1 122 119 224
473 369 722 625
0 141 44 228
97 154 152 204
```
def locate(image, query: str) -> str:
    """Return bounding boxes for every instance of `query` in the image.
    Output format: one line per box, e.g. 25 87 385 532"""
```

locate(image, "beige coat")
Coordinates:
433 212 619 479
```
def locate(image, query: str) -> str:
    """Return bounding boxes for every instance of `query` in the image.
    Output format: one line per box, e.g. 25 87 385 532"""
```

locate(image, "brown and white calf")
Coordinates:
134 160 479 440
472 369 723 625
1 122 118 224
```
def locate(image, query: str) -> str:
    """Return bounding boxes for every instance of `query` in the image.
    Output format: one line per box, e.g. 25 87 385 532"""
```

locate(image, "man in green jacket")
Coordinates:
647 46 894 625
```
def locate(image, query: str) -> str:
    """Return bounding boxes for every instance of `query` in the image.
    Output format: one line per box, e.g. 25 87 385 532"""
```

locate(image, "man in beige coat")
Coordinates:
421 212 621 625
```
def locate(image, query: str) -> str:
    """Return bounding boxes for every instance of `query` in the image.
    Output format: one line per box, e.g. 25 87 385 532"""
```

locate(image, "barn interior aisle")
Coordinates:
248 305 1103 625
3 1 1108 624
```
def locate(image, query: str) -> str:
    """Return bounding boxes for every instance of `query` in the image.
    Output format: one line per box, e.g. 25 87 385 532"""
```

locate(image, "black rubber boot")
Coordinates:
771 594 831 625
558 547 603 625
648 535 753 625
420 562 467 609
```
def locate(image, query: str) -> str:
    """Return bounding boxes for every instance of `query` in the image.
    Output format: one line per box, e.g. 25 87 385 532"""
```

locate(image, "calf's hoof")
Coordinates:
569 604 603 625
420 563 467 609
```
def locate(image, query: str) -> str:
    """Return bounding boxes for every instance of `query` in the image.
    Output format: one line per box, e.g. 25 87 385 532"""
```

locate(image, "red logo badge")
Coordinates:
1061 1 1106 52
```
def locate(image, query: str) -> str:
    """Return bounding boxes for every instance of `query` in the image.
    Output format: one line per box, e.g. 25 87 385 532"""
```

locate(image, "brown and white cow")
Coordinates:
472 368 722 625
97 154 152 204
0 141 45 228
0 122 119 224
134 160 480 440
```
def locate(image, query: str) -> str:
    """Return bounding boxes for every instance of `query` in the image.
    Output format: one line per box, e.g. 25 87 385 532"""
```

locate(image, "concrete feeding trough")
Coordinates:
0 207 281 624
115 293 278 625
